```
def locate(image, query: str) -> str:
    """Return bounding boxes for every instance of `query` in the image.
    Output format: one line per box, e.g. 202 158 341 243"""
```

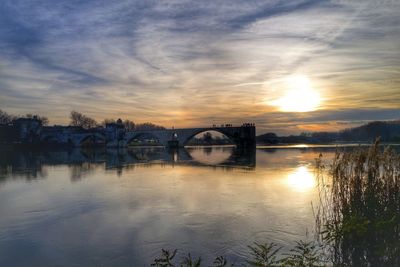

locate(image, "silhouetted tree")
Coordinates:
70 111 97 129
0 110 49 125
135 122 165 131
123 120 135 131
0 109 15 124
25 113 49 125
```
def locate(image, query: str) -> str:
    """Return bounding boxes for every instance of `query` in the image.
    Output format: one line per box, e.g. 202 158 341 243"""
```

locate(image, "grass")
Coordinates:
152 140 400 266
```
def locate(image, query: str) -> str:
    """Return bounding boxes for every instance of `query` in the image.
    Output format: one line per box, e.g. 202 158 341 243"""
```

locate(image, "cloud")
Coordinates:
0 0 399 133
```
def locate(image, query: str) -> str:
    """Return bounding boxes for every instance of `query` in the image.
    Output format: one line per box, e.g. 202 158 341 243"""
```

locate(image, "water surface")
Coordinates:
0 146 345 266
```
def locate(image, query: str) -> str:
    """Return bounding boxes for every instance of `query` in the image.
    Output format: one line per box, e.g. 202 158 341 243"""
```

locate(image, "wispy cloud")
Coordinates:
0 0 399 133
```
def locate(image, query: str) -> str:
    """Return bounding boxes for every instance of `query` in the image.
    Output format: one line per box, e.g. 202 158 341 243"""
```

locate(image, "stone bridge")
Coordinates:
121 126 256 147
40 130 106 147
39 125 255 148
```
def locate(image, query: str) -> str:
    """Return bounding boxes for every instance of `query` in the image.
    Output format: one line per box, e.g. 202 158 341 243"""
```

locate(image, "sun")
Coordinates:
273 75 321 112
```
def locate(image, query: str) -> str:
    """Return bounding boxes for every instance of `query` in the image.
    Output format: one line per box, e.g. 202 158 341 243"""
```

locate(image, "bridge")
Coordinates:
13 119 255 148
39 125 255 148
121 125 256 147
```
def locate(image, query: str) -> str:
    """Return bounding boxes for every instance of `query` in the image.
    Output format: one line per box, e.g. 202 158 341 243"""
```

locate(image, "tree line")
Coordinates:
0 109 49 125
257 120 400 144
0 109 165 131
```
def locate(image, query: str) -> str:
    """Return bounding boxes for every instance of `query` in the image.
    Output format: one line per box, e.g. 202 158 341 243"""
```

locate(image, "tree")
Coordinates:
69 111 97 129
25 113 49 125
0 109 15 125
135 122 165 131
0 110 49 125
123 120 135 131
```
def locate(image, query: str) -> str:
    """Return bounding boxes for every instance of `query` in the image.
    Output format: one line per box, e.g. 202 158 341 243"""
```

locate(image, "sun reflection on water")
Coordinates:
286 166 315 192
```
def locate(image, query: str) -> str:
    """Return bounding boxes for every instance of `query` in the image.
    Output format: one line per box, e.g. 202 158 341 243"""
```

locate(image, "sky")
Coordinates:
0 0 399 134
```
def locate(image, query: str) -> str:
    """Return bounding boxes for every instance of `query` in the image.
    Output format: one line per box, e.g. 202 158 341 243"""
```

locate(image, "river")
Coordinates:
0 145 392 266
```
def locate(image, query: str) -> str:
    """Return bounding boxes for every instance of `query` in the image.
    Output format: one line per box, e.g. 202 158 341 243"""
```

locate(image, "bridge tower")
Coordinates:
231 125 256 148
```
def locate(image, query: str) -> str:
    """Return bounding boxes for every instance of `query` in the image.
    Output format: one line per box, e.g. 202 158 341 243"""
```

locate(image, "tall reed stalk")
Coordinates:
316 140 400 266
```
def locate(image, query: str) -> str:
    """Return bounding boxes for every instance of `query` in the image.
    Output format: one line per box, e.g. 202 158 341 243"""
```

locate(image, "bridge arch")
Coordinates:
180 128 237 146
78 133 105 146
41 134 59 144
123 126 255 147
126 132 161 146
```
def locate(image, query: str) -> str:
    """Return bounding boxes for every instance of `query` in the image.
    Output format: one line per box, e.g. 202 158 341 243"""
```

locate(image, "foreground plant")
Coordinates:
282 241 325 267
316 140 400 266
151 250 231 267
151 249 178 267
151 241 325 267
246 242 282 266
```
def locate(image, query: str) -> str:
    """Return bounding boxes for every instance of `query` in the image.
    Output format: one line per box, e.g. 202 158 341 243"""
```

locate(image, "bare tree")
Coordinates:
0 110 49 125
25 113 49 125
135 122 165 130
70 111 97 129
123 119 135 131
0 109 15 124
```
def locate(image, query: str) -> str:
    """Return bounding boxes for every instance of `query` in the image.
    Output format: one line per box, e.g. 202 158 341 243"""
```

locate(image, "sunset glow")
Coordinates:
0 0 399 135
273 76 321 112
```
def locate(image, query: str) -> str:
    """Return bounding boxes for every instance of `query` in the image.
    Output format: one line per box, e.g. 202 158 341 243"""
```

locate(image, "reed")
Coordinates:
316 139 400 266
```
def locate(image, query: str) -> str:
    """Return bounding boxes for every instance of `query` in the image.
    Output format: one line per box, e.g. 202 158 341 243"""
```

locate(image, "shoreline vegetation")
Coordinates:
257 120 400 145
151 140 400 266
0 109 165 131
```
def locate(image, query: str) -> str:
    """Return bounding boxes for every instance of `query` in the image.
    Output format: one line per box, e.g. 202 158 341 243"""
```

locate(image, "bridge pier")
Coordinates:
232 125 256 148
167 140 180 148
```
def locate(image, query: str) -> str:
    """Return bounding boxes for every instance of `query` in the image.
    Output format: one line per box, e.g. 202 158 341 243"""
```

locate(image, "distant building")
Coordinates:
105 119 125 141
13 117 42 144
